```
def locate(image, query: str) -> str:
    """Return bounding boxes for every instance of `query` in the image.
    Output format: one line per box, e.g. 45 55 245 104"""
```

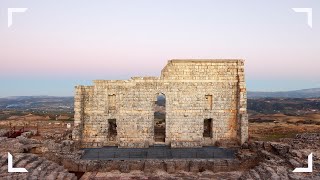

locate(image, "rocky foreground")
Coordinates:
0 137 77 180
0 133 319 179
239 133 320 179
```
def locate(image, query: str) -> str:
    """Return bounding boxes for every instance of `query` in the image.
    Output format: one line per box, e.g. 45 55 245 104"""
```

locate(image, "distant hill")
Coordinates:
1 88 319 112
0 96 73 112
248 88 320 98
247 98 320 115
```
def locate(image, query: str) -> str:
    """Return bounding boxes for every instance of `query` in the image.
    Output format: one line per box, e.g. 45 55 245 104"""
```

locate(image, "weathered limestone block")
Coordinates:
173 160 190 171
144 160 166 173
171 141 202 148
189 160 201 172
165 161 176 173
98 161 120 172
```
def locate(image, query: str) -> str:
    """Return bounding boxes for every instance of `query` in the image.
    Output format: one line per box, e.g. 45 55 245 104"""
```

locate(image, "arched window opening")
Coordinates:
154 93 166 142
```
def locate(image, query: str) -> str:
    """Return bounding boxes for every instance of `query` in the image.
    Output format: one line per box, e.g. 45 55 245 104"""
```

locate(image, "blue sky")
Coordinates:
0 0 319 96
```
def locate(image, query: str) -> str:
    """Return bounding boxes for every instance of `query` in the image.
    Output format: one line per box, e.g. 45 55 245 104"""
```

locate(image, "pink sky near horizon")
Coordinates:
0 0 320 96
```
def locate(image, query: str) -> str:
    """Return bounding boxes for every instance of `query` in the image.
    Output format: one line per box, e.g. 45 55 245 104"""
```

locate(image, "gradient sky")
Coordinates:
0 0 319 96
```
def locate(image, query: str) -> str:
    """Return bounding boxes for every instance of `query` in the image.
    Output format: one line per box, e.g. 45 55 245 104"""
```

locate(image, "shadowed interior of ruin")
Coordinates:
81 146 235 160
108 119 117 141
203 118 213 138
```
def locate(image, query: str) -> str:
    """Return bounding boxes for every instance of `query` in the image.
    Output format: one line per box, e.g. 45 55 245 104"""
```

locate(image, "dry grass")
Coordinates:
249 113 320 141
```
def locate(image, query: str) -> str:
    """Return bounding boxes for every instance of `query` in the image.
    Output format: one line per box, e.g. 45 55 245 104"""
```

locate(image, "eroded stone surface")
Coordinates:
73 59 248 148
1 132 319 179
239 133 320 180
0 140 76 180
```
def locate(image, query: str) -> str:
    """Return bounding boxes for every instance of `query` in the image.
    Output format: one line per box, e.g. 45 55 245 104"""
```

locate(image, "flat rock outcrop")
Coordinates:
0 153 77 180
239 133 320 180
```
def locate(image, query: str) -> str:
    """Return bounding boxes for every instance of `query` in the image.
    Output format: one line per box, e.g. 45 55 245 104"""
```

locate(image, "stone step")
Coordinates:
65 173 77 180
0 164 8 174
15 154 38 173
0 153 77 179
80 172 97 180
0 156 7 168
56 172 67 179
36 160 52 179
0 154 29 173
249 169 261 179
42 163 60 177
46 171 59 180
240 173 254 180
13 153 30 167
24 158 44 172
0 173 29 180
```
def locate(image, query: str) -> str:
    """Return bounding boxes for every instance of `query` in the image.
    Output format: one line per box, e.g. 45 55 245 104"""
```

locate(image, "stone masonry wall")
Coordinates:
72 59 248 148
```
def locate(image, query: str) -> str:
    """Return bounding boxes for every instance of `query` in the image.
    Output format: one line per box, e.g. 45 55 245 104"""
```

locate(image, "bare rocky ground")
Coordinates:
0 137 77 180
0 132 319 179
76 133 320 179
0 114 320 179
239 133 320 179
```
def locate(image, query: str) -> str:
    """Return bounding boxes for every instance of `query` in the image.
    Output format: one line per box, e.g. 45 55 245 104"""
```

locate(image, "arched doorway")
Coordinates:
154 93 166 142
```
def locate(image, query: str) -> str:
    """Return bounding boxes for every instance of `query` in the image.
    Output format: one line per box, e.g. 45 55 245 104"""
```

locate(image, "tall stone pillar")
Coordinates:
237 60 248 144
72 86 84 141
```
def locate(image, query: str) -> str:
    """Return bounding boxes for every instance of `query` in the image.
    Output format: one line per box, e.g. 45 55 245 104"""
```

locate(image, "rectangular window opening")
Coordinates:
203 118 212 138
108 119 117 141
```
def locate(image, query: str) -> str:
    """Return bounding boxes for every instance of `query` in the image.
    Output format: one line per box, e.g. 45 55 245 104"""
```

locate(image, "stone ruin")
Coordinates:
72 59 248 148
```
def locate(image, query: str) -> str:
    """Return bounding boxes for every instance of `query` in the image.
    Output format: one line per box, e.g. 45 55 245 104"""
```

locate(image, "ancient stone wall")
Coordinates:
72 59 248 148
